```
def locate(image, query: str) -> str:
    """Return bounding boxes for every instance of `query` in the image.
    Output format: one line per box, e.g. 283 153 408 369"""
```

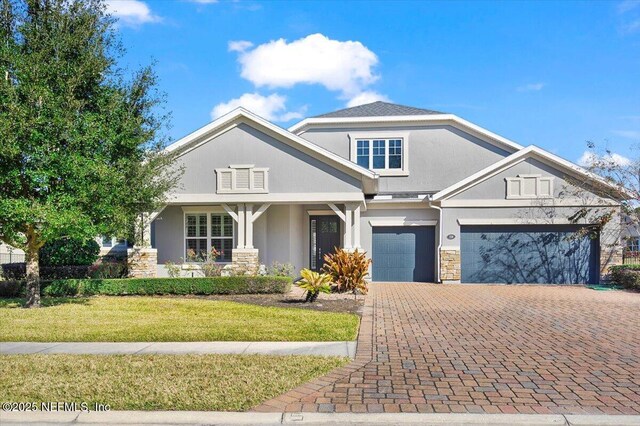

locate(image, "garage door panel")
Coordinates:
461 225 599 284
372 226 435 282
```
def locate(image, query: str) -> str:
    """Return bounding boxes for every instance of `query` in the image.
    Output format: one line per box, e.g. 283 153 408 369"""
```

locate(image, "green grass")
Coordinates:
0 354 348 411
0 297 359 342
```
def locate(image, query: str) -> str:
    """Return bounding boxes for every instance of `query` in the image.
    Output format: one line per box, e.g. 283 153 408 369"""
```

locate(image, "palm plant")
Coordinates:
297 268 332 303
322 248 372 295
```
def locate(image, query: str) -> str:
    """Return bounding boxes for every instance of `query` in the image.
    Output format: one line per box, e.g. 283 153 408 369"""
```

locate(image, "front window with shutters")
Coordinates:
185 213 233 262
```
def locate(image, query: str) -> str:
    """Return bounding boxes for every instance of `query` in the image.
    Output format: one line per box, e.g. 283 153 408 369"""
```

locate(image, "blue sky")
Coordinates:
106 0 640 165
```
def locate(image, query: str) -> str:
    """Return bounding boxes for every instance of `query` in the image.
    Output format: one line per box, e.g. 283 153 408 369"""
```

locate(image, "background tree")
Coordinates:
0 0 181 307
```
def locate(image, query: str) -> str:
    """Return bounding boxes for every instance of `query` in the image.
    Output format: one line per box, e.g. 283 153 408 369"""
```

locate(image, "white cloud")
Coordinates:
105 0 161 26
621 18 640 34
228 40 254 53
613 130 640 140
578 150 632 167
517 82 545 92
346 91 390 107
618 0 640 14
232 33 381 101
210 92 303 122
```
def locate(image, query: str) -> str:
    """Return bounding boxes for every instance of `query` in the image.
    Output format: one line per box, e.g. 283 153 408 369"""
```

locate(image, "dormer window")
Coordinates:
350 132 409 176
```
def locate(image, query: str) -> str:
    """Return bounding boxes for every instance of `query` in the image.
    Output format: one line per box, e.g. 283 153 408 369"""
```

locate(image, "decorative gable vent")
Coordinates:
505 174 554 199
215 165 269 194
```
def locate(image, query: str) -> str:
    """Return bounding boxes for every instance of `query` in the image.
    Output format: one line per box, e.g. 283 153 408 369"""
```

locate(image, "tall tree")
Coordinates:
0 0 181 307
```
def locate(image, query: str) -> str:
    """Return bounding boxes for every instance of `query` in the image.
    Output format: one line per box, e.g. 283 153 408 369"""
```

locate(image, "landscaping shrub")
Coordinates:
39 276 292 297
88 261 128 279
0 280 24 298
322 248 371 294
268 261 295 277
1 263 91 280
39 237 100 266
610 264 640 291
296 269 331 303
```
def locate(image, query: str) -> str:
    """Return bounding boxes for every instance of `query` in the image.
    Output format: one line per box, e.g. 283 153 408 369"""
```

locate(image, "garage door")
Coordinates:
461 225 599 284
372 226 435 282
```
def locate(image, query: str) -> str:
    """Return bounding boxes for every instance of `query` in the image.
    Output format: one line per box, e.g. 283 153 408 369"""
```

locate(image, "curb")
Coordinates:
2 411 640 425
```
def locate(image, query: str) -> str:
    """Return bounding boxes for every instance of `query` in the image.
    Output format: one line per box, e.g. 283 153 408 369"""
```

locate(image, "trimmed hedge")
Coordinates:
1 263 92 280
609 264 640 291
39 276 292 297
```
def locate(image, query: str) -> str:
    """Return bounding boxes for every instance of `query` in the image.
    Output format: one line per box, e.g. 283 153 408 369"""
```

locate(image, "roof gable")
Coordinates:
432 145 626 201
164 108 378 180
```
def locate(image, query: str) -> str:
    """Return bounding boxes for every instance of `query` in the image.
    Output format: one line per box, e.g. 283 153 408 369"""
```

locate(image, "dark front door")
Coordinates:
310 216 341 271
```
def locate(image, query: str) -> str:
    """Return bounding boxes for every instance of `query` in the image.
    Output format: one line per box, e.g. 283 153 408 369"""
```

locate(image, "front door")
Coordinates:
310 216 341 271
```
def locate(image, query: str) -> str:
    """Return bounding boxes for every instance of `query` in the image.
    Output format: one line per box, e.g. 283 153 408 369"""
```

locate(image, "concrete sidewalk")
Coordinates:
0 341 357 357
2 411 639 425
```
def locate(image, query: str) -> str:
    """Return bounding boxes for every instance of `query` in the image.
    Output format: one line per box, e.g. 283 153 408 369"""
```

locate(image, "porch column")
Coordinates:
353 203 361 249
236 204 246 249
344 204 353 250
245 204 254 249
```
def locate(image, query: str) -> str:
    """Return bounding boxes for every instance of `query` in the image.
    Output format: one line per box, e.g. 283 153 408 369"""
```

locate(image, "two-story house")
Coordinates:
146 101 623 284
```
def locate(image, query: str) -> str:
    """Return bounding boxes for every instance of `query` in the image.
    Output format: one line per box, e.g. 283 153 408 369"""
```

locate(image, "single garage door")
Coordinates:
461 225 599 284
372 226 435 282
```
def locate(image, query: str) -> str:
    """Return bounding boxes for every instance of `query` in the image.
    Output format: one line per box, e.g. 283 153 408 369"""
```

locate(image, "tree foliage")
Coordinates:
0 0 182 306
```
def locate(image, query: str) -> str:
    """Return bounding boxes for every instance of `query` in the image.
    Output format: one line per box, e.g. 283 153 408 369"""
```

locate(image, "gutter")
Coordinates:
428 200 443 283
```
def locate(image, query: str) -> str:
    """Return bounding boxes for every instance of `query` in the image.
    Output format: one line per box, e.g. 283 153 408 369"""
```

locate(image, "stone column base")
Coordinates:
231 248 260 276
127 248 157 278
440 248 461 283
600 245 623 282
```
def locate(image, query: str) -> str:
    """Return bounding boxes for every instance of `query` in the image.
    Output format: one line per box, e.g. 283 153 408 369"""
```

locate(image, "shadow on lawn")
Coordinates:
0 297 91 308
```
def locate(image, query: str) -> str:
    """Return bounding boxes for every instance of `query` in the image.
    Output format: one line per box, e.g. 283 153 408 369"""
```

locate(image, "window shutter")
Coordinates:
219 171 232 191
236 168 250 189
253 170 265 190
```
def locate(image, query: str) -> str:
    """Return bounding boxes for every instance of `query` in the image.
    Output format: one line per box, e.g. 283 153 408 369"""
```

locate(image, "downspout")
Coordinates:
428 200 443 283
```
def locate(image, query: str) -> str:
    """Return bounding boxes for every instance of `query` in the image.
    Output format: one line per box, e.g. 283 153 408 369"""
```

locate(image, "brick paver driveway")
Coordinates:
255 283 640 414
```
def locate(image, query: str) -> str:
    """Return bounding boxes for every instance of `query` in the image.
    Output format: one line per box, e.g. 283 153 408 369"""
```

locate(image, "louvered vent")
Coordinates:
216 165 269 194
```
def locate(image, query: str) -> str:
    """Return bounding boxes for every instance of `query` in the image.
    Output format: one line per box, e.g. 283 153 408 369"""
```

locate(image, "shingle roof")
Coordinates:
313 101 445 118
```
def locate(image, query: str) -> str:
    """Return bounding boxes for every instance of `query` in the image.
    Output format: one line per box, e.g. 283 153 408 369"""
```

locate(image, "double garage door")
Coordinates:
461 225 599 284
372 224 599 284
372 226 435 282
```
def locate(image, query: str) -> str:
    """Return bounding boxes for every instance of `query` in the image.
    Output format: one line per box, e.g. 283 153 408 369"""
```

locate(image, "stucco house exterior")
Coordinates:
144 101 623 284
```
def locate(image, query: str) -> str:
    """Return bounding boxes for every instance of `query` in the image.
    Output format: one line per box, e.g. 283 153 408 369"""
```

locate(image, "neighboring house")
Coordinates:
146 101 624 284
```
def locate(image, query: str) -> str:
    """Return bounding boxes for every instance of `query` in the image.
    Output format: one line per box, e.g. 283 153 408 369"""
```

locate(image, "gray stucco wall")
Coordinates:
451 158 594 200
175 124 361 194
299 125 512 193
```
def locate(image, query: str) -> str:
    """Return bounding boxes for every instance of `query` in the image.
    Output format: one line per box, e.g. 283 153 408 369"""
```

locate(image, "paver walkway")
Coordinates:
0 341 356 357
254 283 640 415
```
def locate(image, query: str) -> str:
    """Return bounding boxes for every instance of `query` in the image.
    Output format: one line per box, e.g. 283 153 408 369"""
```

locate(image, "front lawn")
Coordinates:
0 297 359 342
0 354 347 411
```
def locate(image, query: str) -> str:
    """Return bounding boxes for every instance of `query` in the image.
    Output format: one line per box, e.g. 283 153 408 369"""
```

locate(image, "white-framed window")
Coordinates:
505 175 554 199
185 213 234 262
627 237 640 253
350 132 410 176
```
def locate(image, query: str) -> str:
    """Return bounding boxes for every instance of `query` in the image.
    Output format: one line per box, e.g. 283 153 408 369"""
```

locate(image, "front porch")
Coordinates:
148 197 366 278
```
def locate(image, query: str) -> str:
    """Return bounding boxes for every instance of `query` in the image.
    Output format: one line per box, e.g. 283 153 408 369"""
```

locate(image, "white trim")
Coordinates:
228 164 255 168
181 206 227 214
220 204 239 222
349 131 410 176
440 245 460 251
439 198 620 208
432 145 625 201
457 218 591 226
289 114 524 154
250 203 271 223
327 203 346 222
168 192 366 204
306 210 335 216
368 219 438 227
353 203 361 249
366 201 433 209
164 108 377 180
